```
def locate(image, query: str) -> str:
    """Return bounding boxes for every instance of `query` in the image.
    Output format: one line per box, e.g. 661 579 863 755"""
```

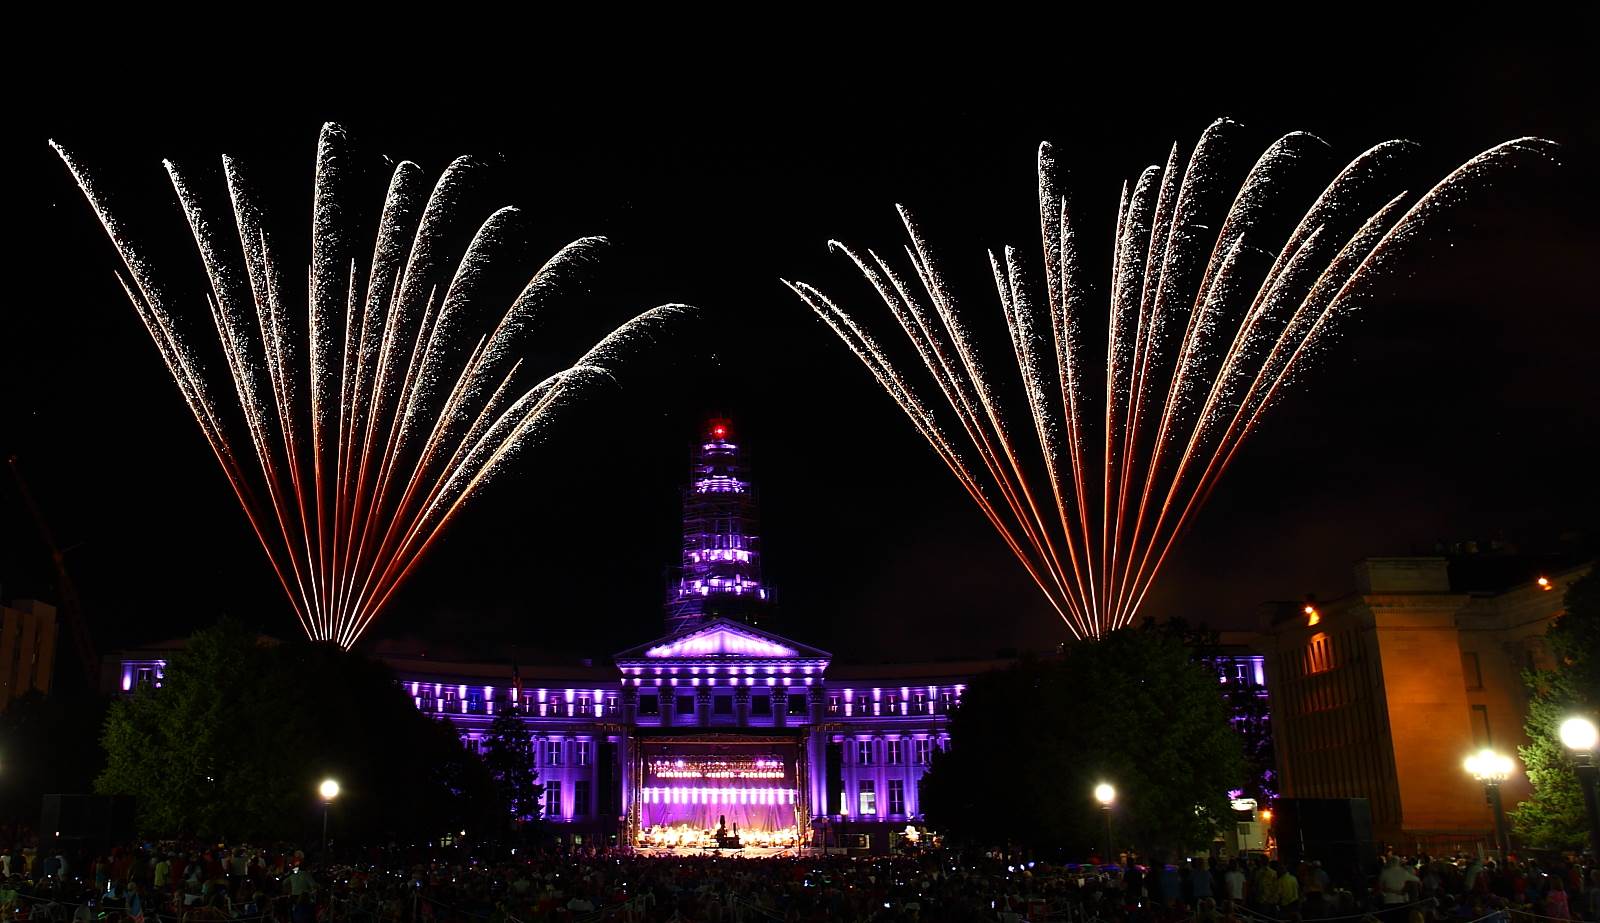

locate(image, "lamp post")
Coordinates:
319 778 340 860
1559 716 1600 858
1463 749 1514 860
1094 783 1115 864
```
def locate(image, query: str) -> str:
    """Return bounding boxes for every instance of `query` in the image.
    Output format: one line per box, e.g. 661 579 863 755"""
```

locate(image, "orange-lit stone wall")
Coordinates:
1263 558 1587 848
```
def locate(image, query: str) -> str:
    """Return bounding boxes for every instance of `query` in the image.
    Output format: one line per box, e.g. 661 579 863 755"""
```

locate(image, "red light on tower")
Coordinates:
708 418 731 441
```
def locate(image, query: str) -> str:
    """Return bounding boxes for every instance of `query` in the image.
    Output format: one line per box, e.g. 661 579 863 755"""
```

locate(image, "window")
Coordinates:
576 740 591 767
640 694 660 715
1461 652 1484 690
788 694 807 716
858 781 877 816
752 694 772 716
911 692 927 714
544 739 562 766
938 691 954 712
546 694 563 717
1471 704 1493 747
885 693 899 714
828 695 843 715
677 694 696 714
576 694 592 715
886 739 903 765
545 781 562 818
713 695 734 715
914 738 932 766
888 779 905 815
605 694 617 715
1307 632 1334 674
857 740 874 766
574 780 590 817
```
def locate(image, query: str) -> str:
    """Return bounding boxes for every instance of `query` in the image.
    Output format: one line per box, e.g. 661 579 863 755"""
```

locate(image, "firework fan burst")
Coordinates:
787 119 1555 640
54 123 689 648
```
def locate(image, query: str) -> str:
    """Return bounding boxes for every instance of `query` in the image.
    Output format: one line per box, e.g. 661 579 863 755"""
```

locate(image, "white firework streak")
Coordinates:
796 120 1557 639
54 123 691 648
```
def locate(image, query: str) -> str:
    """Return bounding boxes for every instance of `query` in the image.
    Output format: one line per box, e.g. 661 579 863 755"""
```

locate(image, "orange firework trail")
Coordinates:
54 123 688 648
788 120 1555 640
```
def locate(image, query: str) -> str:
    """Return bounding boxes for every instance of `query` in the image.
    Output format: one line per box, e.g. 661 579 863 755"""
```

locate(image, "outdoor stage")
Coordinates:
630 735 811 850
634 845 803 858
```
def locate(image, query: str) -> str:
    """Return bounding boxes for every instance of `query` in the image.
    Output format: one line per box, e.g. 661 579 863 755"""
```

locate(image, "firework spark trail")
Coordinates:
797 121 1556 639
54 123 689 648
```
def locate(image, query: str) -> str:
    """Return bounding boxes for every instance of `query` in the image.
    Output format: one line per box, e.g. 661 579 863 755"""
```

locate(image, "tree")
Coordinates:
921 624 1245 856
482 709 543 829
97 619 497 842
1514 568 1600 849
97 618 282 836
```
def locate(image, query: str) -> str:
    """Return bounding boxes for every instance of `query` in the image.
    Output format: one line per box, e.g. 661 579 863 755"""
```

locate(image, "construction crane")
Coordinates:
7 454 99 690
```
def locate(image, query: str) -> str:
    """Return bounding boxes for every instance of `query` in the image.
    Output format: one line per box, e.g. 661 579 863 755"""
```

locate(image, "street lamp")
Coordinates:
1559 716 1600 857
319 778 340 860
1463 749 1515 860
1094 783 1115 864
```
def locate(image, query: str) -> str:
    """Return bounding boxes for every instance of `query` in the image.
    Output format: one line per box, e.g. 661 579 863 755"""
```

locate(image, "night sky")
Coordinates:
5 51 1596 663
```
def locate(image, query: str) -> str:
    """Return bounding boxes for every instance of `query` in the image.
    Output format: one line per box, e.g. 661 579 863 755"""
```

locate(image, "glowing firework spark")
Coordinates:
789 120 1554 639
55 123 688 648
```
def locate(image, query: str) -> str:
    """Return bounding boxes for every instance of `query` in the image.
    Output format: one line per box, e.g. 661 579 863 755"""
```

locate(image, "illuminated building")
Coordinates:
100 414 1281 852
1262 553 1592 851
380 415 986 850
666 418 769 633
1204 639 1275 802
0 599 59 711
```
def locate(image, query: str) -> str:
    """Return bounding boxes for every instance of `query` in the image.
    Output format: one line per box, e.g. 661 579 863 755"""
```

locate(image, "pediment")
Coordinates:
614 618 831 664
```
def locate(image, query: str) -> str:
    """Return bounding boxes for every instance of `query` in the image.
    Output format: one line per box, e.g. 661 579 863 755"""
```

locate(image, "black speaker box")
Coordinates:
1273 798 1376 887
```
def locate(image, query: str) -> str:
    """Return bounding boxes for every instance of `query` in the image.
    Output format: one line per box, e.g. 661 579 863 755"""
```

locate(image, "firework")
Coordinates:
55 123 687 648
789 120 1554 639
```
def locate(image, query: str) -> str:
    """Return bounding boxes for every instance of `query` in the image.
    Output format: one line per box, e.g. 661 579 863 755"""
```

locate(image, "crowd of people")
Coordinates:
0 841 1596 923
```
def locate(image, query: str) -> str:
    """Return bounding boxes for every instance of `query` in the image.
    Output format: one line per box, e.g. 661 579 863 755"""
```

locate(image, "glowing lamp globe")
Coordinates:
1560 716 1599 752
1463 749 1515 783
319 778 341 801
1094 783 1115 806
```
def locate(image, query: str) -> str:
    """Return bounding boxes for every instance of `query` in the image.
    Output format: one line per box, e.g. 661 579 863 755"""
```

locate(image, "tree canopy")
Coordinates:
97 619 499 842
920 624 1245 856
1514 568 1600 849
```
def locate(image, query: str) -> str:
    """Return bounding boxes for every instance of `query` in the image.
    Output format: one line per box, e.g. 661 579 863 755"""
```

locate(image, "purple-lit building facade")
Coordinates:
103 417 1275 851
401 417 999 849
362 618 985 850
1205 643 1275 803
